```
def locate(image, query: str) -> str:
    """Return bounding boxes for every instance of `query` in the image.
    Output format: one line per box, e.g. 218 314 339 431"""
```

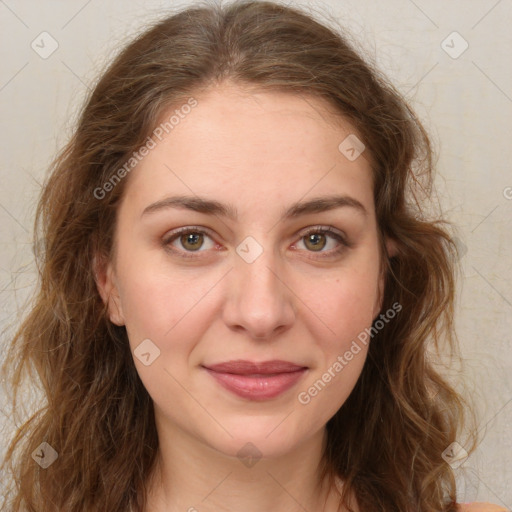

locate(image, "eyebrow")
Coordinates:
141 194 367 220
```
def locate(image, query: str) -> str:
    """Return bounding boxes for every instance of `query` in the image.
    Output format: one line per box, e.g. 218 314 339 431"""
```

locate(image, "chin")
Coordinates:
201 414 317 461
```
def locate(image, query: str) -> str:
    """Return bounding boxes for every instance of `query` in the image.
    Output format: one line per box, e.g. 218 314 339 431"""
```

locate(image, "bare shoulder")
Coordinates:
458 503 510 512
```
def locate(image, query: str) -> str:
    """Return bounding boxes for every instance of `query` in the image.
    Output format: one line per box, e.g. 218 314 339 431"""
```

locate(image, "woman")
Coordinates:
1 1 506 511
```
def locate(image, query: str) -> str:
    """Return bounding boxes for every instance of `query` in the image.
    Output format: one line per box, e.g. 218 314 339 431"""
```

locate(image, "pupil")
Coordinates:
183 233 202 250
307 233 325 250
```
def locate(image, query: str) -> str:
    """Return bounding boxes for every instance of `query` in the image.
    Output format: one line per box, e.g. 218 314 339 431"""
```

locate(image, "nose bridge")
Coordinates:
223 236 295 338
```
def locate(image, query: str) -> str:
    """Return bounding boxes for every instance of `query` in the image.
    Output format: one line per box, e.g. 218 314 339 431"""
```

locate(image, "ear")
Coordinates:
93 253 125 326
385 237 398 259
373 236 398 318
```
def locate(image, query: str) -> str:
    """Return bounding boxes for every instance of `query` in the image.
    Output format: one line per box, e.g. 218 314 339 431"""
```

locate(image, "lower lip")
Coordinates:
204 368 307 400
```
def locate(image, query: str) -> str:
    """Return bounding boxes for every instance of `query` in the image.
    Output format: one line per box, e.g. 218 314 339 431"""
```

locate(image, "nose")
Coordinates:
222 245 296 340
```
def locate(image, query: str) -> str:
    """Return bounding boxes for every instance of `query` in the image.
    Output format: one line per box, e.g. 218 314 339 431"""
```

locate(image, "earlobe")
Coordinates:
92 254 125 326
385 237 398 259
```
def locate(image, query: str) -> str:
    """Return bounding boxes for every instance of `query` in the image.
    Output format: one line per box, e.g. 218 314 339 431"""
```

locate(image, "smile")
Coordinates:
202 360 308 400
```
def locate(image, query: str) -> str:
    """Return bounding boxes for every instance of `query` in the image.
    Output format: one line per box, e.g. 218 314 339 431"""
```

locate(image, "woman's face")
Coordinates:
98 82 390 459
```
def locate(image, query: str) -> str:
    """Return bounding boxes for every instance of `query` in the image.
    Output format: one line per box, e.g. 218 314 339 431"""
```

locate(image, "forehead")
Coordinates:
119 83 375 218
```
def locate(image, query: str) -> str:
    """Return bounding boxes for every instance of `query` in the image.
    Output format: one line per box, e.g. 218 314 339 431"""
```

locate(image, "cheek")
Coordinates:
115 266 213 409
299 346 368 410
305 264 381 351
115 246 223 361
295 273 374 423
118 272 204 346
294 256 380 419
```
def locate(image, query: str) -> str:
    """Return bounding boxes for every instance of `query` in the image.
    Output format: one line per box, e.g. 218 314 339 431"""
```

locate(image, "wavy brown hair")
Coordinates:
1 1 479 511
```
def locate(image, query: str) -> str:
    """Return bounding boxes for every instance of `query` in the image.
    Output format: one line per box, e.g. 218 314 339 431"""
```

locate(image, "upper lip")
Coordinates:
203 360 307 375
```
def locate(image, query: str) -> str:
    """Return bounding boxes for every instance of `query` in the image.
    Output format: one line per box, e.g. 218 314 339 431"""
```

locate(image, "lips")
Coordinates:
205 360 306 375
203 359 308 400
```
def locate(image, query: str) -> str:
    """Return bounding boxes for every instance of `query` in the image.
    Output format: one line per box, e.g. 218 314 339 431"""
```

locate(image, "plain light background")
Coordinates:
0 0 510 507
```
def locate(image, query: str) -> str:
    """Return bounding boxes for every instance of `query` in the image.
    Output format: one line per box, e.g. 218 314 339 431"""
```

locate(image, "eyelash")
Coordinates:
162 225 350 260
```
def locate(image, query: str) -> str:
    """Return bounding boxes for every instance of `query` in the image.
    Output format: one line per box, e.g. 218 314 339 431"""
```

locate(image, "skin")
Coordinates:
96 81 396 512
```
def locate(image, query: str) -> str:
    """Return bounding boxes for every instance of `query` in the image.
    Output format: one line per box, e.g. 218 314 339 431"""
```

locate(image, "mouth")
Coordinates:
202 360 308 400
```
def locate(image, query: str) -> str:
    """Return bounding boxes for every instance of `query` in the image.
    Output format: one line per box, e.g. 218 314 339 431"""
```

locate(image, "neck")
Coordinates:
144 416 342 512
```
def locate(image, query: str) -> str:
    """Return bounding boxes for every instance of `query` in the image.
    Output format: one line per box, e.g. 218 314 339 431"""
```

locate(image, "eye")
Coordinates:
162 225 349 260
162 226 216 258
293 226 349 258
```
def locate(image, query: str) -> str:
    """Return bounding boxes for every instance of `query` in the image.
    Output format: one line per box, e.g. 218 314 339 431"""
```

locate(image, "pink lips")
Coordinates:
203 360 308 400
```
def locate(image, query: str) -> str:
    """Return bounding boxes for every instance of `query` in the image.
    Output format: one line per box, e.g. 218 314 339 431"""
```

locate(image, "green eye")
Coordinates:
163 227 215 258
303 232 328 251
295 227 348 258
179 232 205 251
163 225 349 260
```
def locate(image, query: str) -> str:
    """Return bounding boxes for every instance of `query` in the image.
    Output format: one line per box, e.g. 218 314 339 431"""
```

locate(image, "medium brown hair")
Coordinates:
1 1 478 510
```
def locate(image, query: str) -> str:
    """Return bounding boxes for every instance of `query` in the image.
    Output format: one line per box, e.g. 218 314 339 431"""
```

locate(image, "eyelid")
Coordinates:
162 225 349 259
162 226 218 259
292 225 350 258
296 224 347 240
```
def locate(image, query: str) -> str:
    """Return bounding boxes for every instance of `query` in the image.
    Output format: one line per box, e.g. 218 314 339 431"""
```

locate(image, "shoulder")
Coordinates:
458 503 510 512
